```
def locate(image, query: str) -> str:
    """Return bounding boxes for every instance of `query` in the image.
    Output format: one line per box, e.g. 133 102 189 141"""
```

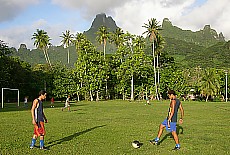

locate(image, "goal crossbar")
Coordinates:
1 88 20 108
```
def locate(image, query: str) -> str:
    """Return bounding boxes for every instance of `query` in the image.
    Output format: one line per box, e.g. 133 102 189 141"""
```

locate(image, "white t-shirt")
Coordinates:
65 97 70 107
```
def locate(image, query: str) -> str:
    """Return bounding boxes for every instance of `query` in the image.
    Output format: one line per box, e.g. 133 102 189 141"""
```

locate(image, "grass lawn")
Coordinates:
0 100 230 155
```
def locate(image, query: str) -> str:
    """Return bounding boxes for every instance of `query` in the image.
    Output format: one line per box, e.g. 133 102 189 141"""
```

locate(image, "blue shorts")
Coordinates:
162 119 177 132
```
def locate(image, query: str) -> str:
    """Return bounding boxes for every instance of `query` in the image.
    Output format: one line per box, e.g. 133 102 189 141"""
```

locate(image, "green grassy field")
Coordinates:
0 100 229 155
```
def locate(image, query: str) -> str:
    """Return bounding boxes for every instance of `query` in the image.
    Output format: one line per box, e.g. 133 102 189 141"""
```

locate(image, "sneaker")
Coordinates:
172 146 180 150
30 146 34 149
150 140 159 145
40 146 49 150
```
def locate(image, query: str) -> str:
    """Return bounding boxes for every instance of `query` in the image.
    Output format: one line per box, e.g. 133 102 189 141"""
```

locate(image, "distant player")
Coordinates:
50 97 54 108
30 90 48 150
24 96 28 107
150 90 184 150
146 96 150 105
62 95 71 112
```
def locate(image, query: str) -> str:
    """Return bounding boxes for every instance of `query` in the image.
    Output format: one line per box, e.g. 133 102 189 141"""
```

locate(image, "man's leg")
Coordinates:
157 124 165 139
172 131 179 144
39 122 47 150
30 134 37 148
150 121 166 145
40 135 44 149
171 122 180 150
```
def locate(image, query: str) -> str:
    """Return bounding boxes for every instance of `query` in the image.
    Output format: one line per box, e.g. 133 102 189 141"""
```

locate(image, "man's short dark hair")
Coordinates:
39 90 47 96
168 90 176 95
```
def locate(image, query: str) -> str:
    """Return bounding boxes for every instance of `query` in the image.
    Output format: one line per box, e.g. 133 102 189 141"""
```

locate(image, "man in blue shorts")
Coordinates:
150 90 184 150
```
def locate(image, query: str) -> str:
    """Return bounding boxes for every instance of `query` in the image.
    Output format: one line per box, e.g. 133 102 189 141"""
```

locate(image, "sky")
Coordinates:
0 0 229 49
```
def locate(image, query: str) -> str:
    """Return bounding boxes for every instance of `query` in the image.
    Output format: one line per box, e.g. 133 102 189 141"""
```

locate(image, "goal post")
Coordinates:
1 88 20 108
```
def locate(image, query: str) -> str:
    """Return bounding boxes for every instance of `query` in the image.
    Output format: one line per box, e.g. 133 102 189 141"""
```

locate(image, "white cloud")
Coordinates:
173 0 230 39
1 0 230 49
0 0 39 22
0 19 76 49
51 0 126 19
114 0 195 35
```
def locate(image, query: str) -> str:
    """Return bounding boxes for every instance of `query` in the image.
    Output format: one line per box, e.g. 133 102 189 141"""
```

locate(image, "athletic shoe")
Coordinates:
149 140 159 145
40 146 49 150
172 146 180 150
30 146 34 149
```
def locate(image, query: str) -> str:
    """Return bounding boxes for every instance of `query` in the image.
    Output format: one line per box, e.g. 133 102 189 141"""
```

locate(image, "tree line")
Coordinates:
0 18 229 102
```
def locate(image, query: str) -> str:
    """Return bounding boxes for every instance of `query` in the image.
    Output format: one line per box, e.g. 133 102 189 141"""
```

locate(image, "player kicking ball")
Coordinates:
30 90 48 150
150 90 184 150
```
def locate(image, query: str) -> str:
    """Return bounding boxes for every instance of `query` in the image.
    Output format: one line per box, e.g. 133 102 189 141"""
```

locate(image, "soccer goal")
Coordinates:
1 88 20 108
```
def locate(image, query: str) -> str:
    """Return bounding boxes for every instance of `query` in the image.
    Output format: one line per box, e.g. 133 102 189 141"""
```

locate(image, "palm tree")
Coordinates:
74 33 86 53
111 28 124 48
155 34 165 96
200 68 221 102
60 30 74 64
32 29 52 67
142 18 162 100
96 26 110 59
96 26 110 99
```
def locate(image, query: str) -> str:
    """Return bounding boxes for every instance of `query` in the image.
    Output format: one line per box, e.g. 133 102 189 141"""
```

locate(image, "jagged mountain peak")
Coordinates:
88 13 118 31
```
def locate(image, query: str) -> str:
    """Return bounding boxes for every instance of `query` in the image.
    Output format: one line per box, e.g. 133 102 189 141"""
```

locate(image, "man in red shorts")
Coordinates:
30 90 48 150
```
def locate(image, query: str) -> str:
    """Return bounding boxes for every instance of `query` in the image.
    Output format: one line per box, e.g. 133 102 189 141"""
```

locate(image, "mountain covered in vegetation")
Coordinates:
160 18 229 69
11 13 230 69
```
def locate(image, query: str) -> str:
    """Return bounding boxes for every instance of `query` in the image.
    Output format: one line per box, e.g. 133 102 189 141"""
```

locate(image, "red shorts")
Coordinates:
34 121 45 136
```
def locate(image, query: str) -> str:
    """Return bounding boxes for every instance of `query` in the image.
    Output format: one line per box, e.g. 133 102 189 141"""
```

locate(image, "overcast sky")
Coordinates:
0 0 229 49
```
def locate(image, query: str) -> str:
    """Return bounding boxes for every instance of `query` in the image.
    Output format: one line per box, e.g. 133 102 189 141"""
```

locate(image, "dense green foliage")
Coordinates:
0 40 44 100
1 14 230 102
0 100 229 154
163 38 230 69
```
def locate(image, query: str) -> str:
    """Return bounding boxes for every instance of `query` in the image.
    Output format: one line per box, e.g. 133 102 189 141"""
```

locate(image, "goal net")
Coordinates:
1 88 19 108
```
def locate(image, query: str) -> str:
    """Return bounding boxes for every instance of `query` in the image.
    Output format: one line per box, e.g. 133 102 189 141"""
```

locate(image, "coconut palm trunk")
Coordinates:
67 48 70 64
153 42 159 100
103 39 106 59
45 48 52 67
157 54 160 99
96 90 99 101
131 74 134 100
42 48 49 64
90 90 93 101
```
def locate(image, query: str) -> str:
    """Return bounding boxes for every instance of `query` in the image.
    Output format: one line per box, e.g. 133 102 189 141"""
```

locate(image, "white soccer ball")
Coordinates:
132 140 140 148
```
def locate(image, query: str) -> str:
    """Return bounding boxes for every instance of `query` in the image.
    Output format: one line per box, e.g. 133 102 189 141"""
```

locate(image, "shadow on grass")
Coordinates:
158 125 184 145
47 125 106 148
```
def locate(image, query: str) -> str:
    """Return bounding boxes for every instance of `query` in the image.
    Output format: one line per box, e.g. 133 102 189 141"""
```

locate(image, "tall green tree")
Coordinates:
200 68 221 102
111 28 124 48
75 35 105 101
74 33 86 53
142 18 162 100
60 30 74 64
155 34 165 95
52 64 76 99
96 26 111 98
0 40 11 57
96 26 110 59
32 29 52 67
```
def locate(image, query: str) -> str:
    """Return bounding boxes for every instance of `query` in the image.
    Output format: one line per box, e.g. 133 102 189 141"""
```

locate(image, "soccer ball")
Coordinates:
132 140 140 148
